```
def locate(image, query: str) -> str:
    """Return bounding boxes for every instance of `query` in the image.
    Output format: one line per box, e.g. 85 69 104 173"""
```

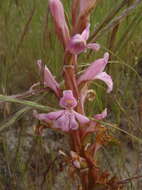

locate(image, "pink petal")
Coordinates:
37 60 60 96
87 43 100 51
49 0 70 47
81 23 90 41
33 110 64 123
53 111 79 131
67 34 86 54
44 110 64 120
73 111 89 124
104 52 109 62
54 114 68 131
59 90 77 109
94 108 107 120
94 72 113 93
77 52 109 85
67 24 90 54
69 113 79 130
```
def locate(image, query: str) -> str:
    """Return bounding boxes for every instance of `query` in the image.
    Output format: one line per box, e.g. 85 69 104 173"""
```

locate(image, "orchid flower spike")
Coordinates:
67 24 100 54
34 90 89 132
49 0 70 47
37 60 60 96
77 53 113 93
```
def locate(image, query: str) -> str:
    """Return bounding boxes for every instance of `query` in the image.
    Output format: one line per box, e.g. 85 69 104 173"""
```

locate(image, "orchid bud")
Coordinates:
73 0 97 33
37 60 60 96
49 0 70 48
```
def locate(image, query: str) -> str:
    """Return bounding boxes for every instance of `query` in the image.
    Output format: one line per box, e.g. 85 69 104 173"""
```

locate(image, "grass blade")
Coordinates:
0 95 55 111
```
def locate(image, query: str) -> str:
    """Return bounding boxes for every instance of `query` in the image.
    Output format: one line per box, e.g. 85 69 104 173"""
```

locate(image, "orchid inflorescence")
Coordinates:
32 0 122 189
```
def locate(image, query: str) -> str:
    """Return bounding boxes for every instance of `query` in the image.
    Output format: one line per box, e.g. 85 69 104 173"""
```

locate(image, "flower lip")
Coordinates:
65 99 76 106
59 90 77 109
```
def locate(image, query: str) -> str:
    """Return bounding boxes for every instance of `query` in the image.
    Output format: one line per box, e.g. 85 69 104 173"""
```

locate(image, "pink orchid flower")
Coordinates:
37 60 60 97
67 24 100 54
77 52 113 93
34 90 89 132
49 0 70 48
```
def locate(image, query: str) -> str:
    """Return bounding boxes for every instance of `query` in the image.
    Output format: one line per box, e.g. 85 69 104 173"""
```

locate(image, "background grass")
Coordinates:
0 0 142 189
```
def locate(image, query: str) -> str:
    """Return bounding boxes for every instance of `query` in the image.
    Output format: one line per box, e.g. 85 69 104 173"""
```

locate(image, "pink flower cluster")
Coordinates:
34 53 112 132
34 0 113 132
